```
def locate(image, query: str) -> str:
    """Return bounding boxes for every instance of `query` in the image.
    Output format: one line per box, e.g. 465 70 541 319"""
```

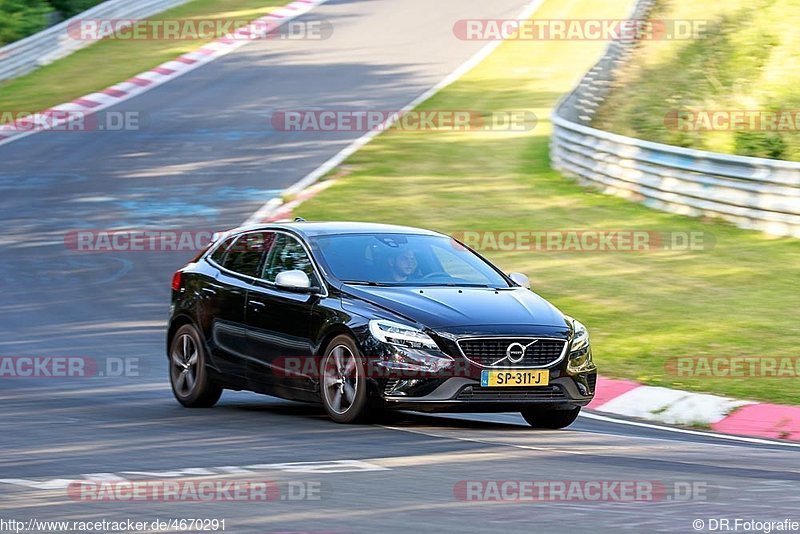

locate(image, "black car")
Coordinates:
168 222 596 427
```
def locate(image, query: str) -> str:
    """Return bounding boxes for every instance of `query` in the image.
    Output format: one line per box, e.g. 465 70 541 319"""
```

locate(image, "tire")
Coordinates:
520 406 581 429
169 324 223 408
319 335 369 423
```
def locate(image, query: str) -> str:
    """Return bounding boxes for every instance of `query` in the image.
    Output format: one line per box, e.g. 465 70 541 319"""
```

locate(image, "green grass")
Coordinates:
298 0 800 405
593 0 800 160
0 0 286 116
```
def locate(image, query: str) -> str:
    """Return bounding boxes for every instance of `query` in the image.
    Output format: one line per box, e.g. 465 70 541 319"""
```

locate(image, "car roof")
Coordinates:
230 221 445 239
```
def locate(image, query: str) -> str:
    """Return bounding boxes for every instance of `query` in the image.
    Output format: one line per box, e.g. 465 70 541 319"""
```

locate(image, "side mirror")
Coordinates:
275 270 312 292
508 272 531 289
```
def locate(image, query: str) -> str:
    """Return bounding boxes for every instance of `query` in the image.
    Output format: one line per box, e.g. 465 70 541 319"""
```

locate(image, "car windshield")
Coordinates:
310 233 510 287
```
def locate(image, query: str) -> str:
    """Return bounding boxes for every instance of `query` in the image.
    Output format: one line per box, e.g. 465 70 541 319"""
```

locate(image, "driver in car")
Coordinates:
388 247 418 282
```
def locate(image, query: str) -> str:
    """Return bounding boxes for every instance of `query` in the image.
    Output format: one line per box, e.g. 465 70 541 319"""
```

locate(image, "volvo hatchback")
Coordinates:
168 222 596 427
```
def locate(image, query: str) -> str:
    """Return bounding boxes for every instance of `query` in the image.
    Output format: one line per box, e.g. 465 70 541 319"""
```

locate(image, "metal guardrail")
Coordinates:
550 0 800 238
0 0 192 82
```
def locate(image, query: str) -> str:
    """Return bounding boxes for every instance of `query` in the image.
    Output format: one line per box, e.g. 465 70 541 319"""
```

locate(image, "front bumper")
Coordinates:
376 372 596 413
359 324 596 413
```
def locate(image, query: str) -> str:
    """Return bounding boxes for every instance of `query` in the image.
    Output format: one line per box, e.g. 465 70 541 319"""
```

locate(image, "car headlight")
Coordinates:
567 319 592 372
570 319 589 354
368 319 439 350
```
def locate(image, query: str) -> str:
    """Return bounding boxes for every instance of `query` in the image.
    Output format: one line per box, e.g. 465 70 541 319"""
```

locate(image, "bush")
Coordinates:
47 0 104 18
733 131 786 159
0 0 53 46
0 0 105 46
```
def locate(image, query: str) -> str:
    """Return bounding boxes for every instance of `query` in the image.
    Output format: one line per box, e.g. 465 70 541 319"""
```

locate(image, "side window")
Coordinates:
221 232 275 278
261 234 319 287
209 235 236 265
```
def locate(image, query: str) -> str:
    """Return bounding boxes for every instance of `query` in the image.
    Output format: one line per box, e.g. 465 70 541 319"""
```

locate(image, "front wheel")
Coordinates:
320 335 369 423
520 406 581 429
169 324 222 408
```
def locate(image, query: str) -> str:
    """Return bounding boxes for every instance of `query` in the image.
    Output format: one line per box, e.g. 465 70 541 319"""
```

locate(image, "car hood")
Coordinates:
341 285 568 330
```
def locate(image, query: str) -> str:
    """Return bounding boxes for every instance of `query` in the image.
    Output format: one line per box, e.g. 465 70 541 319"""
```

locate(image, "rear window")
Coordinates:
218 232 275 277
209 235 237 265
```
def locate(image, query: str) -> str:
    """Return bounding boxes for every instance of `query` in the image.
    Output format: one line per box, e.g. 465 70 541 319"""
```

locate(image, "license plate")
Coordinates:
481 369 549 387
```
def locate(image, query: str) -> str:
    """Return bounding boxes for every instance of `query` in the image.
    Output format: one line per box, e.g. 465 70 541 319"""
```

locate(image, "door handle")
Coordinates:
250 300 266 308
201 287 217 295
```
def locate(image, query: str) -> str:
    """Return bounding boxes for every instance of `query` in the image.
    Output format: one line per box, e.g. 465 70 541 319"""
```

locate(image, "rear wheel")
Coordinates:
169 324 222 408
520 406 581 429
320 335 369 423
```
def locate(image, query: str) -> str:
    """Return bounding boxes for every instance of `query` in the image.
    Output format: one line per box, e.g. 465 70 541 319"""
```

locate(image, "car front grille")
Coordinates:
457 338 567 368
456 385 566 401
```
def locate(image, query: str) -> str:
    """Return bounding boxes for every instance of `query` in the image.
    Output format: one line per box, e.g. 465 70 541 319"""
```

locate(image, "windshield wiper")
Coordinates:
343 280 501 289
341 280 398 287
414 283 492 288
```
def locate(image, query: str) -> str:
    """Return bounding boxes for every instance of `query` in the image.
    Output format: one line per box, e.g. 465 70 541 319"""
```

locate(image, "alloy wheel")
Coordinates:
322 344 359 414
171 332 199 397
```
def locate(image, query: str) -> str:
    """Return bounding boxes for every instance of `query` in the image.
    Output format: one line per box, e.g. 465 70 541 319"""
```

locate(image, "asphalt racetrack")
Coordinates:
1 1 798 532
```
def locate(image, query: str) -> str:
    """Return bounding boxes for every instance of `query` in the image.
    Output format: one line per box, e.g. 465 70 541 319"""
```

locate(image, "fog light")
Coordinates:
385 379 423 396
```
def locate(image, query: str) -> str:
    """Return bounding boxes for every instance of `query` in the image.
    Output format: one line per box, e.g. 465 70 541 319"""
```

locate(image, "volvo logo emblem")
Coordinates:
506 343 526 363
501 340 538 364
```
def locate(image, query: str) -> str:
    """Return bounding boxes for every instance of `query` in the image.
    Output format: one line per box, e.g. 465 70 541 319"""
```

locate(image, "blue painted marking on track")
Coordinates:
0 173 87 191
117 200 219 219
133 129 279 142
